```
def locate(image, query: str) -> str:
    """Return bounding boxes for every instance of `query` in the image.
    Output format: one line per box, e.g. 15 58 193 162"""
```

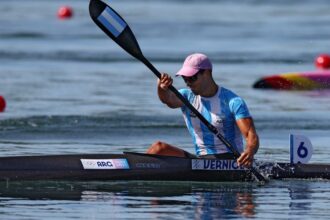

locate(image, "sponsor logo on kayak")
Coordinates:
191 159 244 171
80 159 130 170
135 163 161 169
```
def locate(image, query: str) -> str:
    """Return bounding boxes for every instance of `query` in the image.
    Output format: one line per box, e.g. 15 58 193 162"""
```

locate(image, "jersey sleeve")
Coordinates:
179 88 191 112
229 97 251 120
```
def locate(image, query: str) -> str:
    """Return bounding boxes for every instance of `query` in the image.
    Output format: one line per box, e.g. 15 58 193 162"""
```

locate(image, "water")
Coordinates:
0 0 330 219
0 181 329 219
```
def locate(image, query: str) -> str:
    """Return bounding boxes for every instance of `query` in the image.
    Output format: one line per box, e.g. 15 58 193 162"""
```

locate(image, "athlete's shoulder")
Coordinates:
220 87 248 112
220 87 240 99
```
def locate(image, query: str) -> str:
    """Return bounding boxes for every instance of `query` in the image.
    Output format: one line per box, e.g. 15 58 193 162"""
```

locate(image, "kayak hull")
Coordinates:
271 163 330 179
253 71 330 90
0 152 252 182
0 152 329 182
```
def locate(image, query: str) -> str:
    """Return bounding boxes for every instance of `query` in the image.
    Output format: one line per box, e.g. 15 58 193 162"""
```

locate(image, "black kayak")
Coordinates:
0 152 329 182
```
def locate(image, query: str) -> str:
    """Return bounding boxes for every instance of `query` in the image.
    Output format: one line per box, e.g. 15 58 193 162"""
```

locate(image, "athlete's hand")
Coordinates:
237 149 255 168
158 73 173 90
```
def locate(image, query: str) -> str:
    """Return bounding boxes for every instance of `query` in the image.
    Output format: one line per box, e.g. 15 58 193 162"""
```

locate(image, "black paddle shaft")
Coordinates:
89 0 266 183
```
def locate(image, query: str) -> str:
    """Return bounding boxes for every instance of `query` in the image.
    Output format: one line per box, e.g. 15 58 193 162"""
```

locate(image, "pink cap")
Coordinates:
176 53 212 77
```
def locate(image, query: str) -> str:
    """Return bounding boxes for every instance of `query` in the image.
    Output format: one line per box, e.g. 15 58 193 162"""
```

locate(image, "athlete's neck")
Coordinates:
200 83 218 97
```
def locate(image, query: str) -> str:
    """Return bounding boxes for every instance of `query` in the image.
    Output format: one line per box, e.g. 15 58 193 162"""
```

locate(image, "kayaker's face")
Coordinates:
182 70 205 94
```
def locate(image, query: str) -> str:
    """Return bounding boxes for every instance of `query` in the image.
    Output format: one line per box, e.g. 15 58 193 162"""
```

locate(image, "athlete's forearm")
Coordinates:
245 128 259 154
157 73 183 108
158 86 182 108
236 117 259 154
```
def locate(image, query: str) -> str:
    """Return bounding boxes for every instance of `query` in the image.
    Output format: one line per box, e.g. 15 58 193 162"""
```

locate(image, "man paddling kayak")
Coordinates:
147 53 259 168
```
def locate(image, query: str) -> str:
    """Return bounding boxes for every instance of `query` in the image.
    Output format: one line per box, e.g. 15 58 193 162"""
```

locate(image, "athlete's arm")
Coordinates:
158 73 184 108
235 117 259 168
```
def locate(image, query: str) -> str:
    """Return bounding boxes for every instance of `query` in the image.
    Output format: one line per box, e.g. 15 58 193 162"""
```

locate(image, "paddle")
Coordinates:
89 0 267 183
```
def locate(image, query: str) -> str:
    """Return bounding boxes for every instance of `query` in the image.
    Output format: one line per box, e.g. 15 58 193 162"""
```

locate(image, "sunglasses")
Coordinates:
182 69 205 83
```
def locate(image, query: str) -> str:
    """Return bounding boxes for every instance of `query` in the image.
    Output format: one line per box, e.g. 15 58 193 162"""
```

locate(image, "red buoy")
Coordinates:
315 54 330 69
0 96 6 112
57 6 73 20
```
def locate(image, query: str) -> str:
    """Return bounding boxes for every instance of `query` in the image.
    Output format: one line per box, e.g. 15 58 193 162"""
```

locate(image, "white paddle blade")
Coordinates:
290 134 313 164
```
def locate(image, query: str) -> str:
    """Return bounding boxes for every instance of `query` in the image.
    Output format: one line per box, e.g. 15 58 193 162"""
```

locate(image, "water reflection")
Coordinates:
0 181 256 219
192 187 255 219
288 181 312 215
0 181 327 219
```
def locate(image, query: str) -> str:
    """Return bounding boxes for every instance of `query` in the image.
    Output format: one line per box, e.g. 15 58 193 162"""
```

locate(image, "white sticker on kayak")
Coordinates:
81 159 130 169
191 159 244 171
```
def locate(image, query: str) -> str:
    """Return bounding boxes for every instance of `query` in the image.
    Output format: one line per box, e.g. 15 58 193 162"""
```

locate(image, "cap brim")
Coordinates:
175 66 199 77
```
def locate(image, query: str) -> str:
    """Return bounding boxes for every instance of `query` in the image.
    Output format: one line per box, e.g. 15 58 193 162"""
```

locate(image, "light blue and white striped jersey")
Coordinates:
179 87 251 156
